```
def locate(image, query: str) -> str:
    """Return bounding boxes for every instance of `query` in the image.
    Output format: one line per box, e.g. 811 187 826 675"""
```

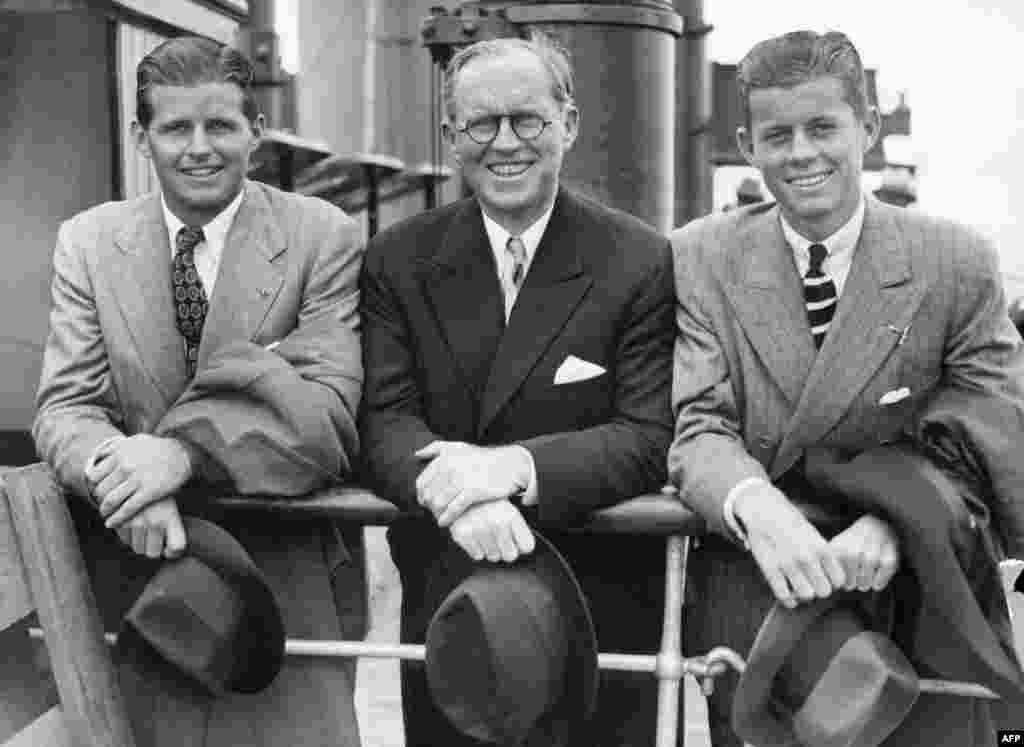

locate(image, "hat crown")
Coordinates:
120 518 285 696
734 596 920 747
425 532 598 747
428 567 568 745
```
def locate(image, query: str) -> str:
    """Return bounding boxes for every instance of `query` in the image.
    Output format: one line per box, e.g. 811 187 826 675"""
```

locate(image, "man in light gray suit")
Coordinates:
34 36 365 747
668 30 1024 747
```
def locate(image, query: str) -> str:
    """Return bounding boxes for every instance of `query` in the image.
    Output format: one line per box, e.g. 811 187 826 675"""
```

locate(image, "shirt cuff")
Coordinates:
515 445 539 506
723 476 769 548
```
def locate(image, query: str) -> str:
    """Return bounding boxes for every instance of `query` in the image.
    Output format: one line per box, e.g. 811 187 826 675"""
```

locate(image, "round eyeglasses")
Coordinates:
456 113 553 145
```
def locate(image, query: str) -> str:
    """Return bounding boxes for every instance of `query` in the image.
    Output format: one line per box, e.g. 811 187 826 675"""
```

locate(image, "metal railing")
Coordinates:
17 475 1008 746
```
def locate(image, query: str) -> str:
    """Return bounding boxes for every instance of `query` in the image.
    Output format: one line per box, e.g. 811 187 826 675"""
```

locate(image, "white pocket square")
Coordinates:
878 387 911 406
554 355 606 385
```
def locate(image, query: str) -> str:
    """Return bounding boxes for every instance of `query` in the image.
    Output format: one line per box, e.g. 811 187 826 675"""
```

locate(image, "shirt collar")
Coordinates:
480 200 557 263
779 193 866 261
162 185 246 252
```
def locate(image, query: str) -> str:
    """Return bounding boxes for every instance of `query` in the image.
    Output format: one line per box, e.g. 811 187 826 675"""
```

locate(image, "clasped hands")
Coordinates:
84 434 194 559
415 440 536 563
735 484 901 609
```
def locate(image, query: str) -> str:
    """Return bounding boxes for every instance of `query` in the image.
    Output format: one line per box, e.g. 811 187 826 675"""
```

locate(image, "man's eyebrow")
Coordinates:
156 117 190 128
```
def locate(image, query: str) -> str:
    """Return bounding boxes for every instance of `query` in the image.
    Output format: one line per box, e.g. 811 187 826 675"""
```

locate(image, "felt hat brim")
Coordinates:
733 593 919 747
119 517 285 695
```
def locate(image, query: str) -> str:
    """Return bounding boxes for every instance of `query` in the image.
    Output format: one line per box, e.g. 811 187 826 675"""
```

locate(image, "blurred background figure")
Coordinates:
873 166 917 207
722 176 765 212
736 176 765 206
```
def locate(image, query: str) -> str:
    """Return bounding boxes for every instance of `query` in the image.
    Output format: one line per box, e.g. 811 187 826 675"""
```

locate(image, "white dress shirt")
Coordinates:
162 186 246 293
723 195 867 544
476 201 557 504
780 194 865 297
481 203 554 321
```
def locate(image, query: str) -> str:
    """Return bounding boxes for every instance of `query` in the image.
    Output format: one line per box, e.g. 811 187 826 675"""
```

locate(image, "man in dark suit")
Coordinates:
360 33 675 747
668 30 1024 746
33 36 365 747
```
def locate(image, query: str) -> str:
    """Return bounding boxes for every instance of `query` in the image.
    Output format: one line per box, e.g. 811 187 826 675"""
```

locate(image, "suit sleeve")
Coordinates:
519 241 675 527
666 226 769 536
33 218 125 500
358 246 440 512
942 230 1024 555
155 205 364 495
944 230 1024 396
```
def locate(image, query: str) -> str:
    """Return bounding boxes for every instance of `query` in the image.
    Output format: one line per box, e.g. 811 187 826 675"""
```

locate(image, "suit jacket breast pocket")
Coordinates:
860 372 941 445
547 372 613 427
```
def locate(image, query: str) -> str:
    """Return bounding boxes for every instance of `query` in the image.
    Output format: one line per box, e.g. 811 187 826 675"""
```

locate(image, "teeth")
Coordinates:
185 168 219 177
490 163 529 177
790 173 830 188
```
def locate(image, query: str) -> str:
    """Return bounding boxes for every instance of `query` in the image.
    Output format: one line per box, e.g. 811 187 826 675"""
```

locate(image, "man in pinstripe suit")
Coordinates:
668 30 1024 747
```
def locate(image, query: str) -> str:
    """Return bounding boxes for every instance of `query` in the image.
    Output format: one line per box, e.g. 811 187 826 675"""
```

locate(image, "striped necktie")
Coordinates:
804 242 837 349
173 225 208 377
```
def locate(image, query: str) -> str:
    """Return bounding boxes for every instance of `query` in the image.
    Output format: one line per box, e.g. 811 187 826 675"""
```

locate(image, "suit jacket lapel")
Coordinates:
773 199 926 473
112 193 188 405
421 200 506 404
478 191 592 436
198 182 286 368
722 208 816 407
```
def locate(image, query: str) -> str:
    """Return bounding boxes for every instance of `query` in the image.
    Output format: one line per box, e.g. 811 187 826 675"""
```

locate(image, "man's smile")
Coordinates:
180 165 224 179
787 170 834 190
487 162 532 178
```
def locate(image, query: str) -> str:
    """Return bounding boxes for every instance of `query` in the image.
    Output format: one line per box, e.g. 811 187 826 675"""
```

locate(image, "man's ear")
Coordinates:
562 104 580 151
861 105 881 154
131 120 152 160
736 126 756 167
251 112 266 141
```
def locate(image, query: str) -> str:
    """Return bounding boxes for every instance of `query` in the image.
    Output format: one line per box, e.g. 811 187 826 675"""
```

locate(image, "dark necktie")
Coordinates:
173 225 208 377
804 242 837 349
506 235 527 290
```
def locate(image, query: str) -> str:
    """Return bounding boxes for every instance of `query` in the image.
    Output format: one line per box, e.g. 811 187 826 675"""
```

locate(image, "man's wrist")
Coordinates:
170 438 201 481
507 445 538 505
723 477 769 548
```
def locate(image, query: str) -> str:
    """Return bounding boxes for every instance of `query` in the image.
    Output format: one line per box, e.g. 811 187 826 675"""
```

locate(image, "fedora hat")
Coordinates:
425 530 598 747
117 517 286 695
733 593 919 747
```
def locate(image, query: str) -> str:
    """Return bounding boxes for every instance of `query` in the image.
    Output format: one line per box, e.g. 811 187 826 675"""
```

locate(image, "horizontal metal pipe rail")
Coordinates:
27 629 1000 700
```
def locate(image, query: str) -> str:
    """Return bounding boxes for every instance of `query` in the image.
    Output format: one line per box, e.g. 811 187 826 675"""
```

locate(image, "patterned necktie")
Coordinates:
506 235 527 290
804 242 837 349
173 225 208 377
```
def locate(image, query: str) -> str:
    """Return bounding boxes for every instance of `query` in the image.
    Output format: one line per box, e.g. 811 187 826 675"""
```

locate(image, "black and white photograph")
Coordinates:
1 1 1023 746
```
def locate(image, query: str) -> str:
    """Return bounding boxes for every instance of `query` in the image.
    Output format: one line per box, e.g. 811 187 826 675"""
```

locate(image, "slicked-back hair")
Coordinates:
737 30 870 128
136 35 258 128
442 32 576 122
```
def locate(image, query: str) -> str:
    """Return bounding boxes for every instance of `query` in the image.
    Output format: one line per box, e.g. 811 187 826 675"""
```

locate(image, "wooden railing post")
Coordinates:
4 465 135 747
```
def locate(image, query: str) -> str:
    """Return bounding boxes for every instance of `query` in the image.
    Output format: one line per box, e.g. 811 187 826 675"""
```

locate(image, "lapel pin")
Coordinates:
887 323 910 346
259 288 272 297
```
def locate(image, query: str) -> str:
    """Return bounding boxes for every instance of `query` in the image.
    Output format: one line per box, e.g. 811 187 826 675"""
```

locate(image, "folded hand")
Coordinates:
736 484 847 608
87 434 194 528
828 514 900 592
448 500 536 563
415 441 531 527
113 497 188 559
